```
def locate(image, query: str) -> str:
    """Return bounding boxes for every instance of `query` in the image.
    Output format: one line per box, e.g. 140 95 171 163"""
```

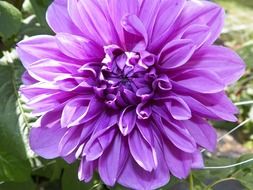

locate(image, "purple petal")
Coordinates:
59 125 93 157
118 133 169 190
136 103 152 120
178 93 238 122
165 96 192 120
181 24 211 49
142 0 185 52
158 39 195 69
153 114 197 153
107 0 139 45
63 152 76 164
27 59 79 82
163 140 192 179
121 14 148 51
173 0 225 45
23 90 67 115
118 106 136 136
83 114 117 160
21 71 37 85
61 98 103 128
54 76 93 93
128 128 157 172
38 105 63 127
61 98 89 128
184 46 245 85
46 0 83 35
78 158 95 182
172 69 225 94
16 35 73 68
191 151 204 169
29 125 67 159
55 33 103 60
98 133 128 186
67 0 119 45
180 116 217 151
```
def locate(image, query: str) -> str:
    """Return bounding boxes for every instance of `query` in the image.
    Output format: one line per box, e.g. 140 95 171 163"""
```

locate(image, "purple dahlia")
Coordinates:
17 0 245 189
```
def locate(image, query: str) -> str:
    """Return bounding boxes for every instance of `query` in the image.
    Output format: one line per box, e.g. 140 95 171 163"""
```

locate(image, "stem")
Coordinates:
205 178 236 190
204 157 253 169
189 173 194 190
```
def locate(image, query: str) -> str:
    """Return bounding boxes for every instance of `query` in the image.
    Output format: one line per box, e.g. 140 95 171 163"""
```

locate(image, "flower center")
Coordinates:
94 45 170 110
101 50 139 90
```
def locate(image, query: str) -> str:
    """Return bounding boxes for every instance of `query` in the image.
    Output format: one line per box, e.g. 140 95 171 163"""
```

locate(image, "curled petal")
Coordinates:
152 75 172 91
78 63 100 78
165 96 192 120
136 87 154 101
136 103 152 120
139 51 156 67
105 94 118 110
118 106 136 136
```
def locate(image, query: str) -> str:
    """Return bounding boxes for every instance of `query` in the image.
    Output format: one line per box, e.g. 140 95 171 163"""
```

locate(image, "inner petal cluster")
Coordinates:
95 45 164 112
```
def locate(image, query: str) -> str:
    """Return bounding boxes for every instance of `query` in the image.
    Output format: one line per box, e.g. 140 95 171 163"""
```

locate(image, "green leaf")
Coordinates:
0 179 36 190
0 1 22 41
0 56 31 181
62 162 96 190
29 0 51 27
229 154 253 190
19 15 52 37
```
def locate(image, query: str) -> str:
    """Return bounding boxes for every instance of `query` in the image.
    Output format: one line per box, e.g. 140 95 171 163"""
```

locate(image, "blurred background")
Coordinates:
0 0 253 189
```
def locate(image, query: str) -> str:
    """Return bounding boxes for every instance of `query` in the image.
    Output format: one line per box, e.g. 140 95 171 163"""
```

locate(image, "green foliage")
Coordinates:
0 1 22 41
29 0 51 26
0 58 32 182
62 162 95 190
0 0 253 190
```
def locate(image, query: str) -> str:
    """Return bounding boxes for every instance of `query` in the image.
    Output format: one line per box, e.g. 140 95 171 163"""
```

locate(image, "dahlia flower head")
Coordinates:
17 0 245 189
